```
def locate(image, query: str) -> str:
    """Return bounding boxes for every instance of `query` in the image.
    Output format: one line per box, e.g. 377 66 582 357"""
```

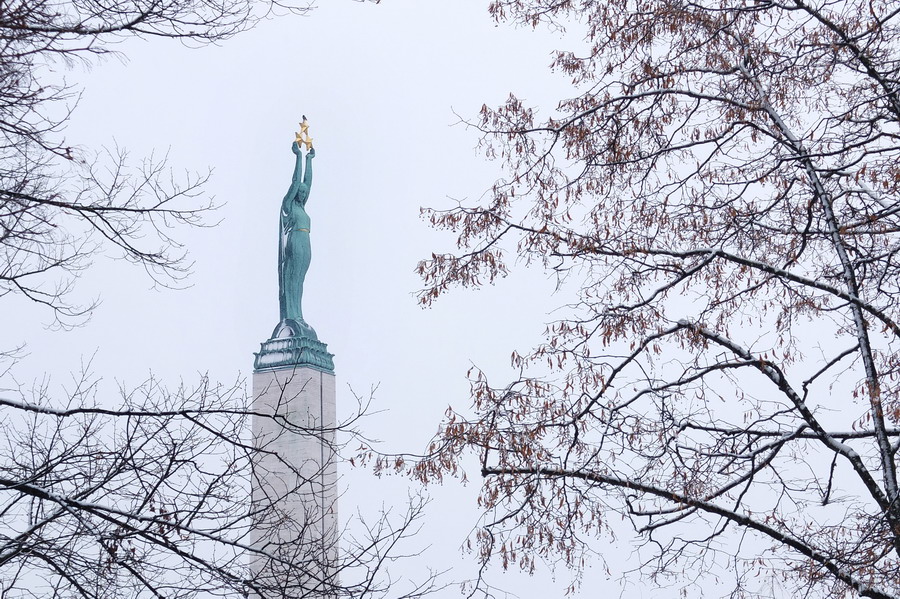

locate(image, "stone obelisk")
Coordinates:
249 118 338 599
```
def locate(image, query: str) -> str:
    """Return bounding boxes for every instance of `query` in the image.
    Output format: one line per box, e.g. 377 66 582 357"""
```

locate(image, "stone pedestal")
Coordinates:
249 366 338 598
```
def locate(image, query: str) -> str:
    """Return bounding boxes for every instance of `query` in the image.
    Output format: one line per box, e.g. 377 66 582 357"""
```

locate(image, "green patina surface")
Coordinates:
254 137 334 373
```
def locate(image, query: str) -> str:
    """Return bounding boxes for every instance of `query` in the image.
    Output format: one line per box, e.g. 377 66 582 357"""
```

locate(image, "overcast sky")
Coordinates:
1 3 725 597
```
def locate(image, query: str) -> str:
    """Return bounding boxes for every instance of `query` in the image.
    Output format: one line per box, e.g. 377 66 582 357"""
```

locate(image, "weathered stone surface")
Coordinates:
249 366 338 598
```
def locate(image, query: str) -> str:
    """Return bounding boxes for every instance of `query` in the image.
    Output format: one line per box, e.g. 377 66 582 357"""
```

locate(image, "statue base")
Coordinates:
254 319 334 373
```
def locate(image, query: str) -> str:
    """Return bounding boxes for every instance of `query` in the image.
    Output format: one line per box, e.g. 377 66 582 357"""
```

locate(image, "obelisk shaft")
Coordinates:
249 367 338 598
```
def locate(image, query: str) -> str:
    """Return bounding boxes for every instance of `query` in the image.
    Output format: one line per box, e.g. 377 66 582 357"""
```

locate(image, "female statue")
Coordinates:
274 141 317 339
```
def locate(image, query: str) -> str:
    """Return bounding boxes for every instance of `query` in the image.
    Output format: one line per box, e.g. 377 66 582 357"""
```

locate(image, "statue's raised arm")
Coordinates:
284 141 305 203
303 147 314 192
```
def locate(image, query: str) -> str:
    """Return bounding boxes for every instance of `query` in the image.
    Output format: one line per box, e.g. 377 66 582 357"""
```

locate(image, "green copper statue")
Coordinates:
273 118 317 340
254 118 334 372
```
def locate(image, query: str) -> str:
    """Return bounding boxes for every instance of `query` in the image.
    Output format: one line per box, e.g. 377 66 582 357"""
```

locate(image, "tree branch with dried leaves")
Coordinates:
411 0 900 596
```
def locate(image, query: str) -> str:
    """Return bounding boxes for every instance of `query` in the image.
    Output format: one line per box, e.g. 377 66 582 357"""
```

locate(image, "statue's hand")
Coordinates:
308 148 315 159
291 142 301 155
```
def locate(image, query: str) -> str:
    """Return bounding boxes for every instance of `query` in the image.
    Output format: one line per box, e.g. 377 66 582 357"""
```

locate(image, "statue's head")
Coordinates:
297 184 310 202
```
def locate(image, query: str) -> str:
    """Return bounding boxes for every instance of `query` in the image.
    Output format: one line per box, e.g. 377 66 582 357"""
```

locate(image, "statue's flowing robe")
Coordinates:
278 191 311 323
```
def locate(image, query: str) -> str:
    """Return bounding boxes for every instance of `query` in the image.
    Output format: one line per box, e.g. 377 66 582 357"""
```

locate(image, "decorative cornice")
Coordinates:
254 335 334 373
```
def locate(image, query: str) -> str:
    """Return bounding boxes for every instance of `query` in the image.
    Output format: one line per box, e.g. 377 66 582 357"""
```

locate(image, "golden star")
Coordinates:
295 131 304 145
302 136 314 150
300 119 310 135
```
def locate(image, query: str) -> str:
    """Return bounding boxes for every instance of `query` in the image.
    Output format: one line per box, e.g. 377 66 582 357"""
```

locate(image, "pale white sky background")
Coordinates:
0 2 752 597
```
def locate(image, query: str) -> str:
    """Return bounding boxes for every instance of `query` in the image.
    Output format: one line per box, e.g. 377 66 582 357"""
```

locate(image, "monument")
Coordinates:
249 118 338 598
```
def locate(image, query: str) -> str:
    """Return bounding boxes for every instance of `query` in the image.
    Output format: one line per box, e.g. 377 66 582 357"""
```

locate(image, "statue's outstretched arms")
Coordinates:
303 148 314 189
284 142 304 201
291 142 304 181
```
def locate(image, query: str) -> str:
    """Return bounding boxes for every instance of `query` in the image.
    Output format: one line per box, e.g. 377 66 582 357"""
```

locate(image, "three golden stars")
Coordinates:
295 116 314 150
